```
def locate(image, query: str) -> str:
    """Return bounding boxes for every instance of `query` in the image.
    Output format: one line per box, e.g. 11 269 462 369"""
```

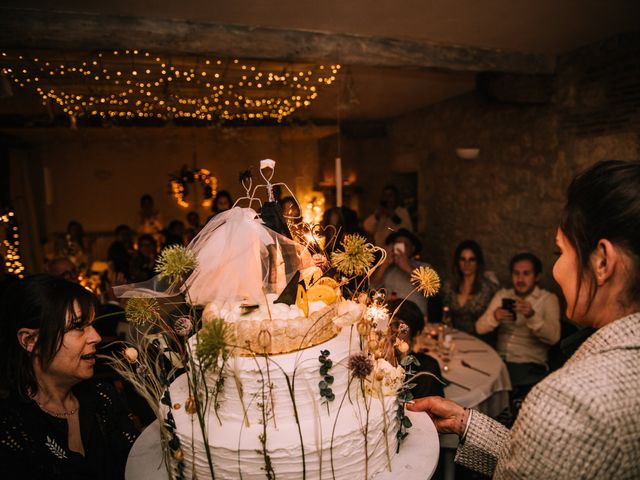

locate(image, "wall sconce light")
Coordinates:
455 147 480 160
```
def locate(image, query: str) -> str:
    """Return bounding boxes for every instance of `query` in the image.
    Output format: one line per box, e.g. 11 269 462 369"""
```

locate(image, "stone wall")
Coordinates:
387 32 640 293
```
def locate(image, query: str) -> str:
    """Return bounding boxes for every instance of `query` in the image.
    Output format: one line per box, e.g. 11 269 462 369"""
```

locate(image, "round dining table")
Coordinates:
126 410 440 480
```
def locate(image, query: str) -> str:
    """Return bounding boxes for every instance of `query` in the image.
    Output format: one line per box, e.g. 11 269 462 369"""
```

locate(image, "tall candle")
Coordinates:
335 157 343 207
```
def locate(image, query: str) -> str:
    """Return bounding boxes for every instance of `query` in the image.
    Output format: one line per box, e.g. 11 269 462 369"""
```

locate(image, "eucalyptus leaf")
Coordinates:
400 356 414 367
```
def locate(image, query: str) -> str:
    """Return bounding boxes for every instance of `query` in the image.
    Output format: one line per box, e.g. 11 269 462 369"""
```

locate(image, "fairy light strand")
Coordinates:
0 50 341 122
1 210 25 278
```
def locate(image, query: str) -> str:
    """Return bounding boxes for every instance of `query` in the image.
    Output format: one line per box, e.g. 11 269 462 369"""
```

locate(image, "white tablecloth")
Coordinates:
420 328 512 479
421 328 512 416
126 410 439 479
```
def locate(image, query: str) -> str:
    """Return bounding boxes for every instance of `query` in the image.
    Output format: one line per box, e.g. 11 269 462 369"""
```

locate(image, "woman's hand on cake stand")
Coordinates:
406 396 469 436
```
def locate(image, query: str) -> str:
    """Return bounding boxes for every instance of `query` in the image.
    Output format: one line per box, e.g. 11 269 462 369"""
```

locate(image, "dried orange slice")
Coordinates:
296 284 309 317
316 276 339 290
307 284 337 305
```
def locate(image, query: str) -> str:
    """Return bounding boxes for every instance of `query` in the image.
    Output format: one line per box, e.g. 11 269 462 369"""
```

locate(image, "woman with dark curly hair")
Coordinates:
0 275 138 479
441 240 500 337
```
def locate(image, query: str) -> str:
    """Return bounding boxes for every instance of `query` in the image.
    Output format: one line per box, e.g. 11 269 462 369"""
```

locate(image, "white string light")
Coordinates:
1 210 25 278
0 50 341 122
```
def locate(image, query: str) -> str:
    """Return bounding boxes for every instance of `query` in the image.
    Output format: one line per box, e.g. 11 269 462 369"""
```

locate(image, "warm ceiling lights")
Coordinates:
0 50 341 122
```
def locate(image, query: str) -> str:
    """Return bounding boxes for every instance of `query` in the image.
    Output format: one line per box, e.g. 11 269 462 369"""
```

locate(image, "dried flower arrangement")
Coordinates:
107 207 442 479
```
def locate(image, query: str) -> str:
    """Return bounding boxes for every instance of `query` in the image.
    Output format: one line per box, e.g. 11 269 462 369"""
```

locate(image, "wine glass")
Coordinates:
439 336 456 372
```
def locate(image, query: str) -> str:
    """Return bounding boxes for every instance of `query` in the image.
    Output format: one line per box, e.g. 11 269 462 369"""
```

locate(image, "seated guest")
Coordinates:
371 229 428 318
129 234 157 283
408 160 640 478
163 220 186 248
186 211 202 233
442 240 500 336
0 275 138 479
46 257 79 283
476 253 560 396
64 220 92 275
387 298 444 398
107 225 134 281
212 190 233 217
185 211 202 243
363 185 413 247
321 189 360 250
137 194 163 245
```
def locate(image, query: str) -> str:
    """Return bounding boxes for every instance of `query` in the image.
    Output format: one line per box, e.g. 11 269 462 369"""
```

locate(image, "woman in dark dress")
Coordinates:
442 240 499 343
388 299 445 398
0 275 138 479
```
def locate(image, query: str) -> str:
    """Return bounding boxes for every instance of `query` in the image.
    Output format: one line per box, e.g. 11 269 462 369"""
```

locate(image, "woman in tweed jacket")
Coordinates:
409 160 640 479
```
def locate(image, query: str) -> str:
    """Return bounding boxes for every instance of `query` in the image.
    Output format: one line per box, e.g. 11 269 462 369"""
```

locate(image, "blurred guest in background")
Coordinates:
137 194 163 244
364 185 413 247
211 190 233 217
129 234 157 283
107 225 134 281
60 220 92 274
163 220 186 248
185 211 202 240
321 189 360 251
372 229 428 317
46 257 79 283
441 240 500 338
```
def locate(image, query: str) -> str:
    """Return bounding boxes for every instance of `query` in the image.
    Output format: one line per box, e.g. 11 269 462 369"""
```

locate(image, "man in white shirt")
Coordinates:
476 253 560 394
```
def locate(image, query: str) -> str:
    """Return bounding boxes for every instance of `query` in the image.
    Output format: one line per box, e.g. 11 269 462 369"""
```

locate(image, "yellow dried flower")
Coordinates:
331 234 376 276
155 244 197 283
410 266 441 297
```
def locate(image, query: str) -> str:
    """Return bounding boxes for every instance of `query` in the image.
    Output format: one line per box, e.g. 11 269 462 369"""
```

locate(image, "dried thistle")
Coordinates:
331 234 376 276
410 266 441 297
196 317 233 371
348 352 374 379
155 244 197 283
125 296 160 325
174 316 193 336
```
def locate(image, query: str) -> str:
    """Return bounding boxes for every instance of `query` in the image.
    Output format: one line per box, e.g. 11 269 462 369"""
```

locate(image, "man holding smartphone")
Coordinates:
371 228 429 317
475 253 561 399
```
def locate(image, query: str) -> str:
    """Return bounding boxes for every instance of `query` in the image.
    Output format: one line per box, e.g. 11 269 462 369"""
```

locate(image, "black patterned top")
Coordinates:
442 275 500 335
0 380 138 480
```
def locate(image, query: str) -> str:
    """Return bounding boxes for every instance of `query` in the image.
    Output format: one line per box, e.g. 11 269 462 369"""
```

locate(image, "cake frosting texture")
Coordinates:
170 328 400 479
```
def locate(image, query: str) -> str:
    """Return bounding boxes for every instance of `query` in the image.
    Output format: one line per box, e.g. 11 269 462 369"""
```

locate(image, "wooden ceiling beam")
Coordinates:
0 8 555 74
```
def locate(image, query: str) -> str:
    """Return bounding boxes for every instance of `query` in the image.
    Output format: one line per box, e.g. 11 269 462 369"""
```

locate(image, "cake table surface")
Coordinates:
126 410 439 480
